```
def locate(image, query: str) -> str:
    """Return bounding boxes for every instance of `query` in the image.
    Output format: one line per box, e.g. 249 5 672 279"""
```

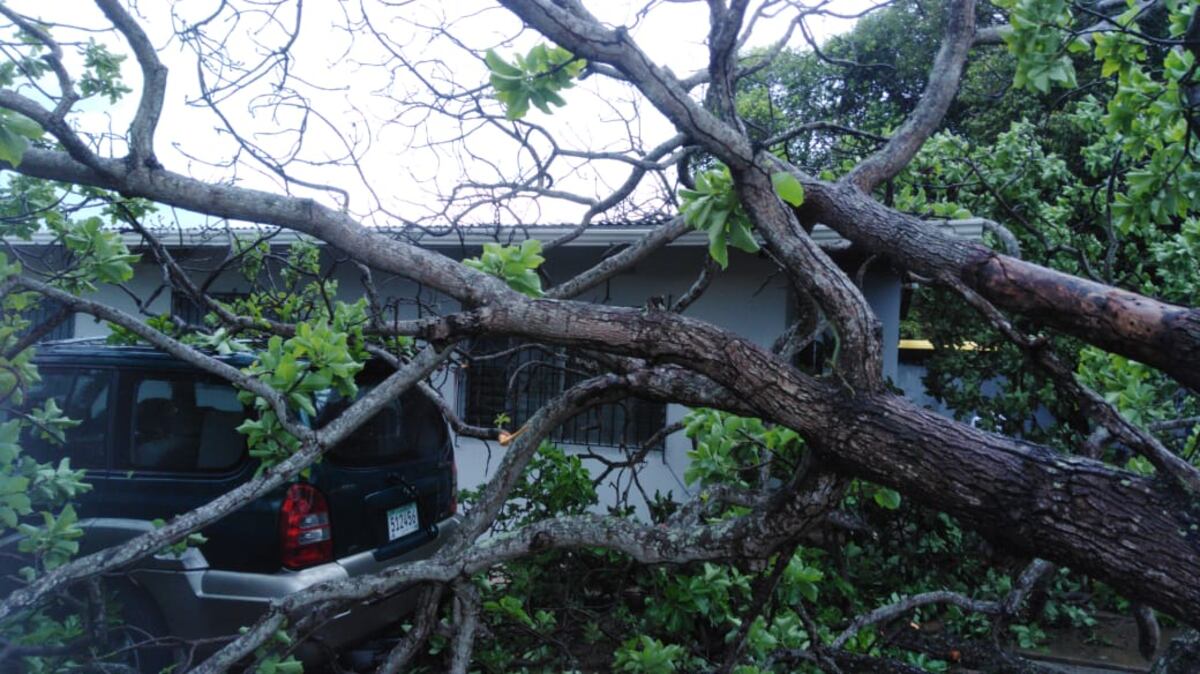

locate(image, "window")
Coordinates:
171 291 247 326
18 369 111 469
461 339 666 448
18 298 74 343
314 384 449 467
123 374 246 472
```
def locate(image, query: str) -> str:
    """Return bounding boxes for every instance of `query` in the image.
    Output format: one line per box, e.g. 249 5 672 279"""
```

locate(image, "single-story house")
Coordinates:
12 220 984 511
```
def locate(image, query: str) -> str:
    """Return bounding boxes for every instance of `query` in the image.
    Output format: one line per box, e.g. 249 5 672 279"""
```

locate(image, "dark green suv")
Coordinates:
3 342 459 665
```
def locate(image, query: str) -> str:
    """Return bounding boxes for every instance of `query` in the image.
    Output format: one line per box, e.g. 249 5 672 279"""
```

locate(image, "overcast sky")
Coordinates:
7 1 875 229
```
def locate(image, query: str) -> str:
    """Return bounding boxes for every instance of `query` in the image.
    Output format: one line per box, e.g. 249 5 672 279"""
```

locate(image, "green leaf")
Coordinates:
873 487 902 510
484 49 523 77
771 171 806 206
0 126 28 167
489 73 523 92
2 112 42 141
707 222 729 269
462 239 545 295
728 220 760 254
485 44 582 119
505 93 530 120
529 89 553 115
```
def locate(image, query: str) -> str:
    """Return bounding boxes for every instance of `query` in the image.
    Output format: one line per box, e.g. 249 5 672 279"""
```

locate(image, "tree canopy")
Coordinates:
1 0 1199 672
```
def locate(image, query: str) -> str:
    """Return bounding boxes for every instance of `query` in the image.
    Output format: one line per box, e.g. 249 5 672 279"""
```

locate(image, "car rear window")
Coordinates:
123 374 247 472
16 368 112 469
315 385 448 467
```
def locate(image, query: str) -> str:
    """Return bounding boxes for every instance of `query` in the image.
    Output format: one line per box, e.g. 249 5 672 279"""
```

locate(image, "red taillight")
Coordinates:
279 483 333 570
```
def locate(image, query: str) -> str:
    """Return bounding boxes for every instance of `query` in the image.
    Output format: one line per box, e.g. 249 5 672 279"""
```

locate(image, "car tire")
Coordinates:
107 582 185 673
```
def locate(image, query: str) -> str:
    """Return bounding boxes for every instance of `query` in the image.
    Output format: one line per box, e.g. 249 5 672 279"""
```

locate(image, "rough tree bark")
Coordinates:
0 0 1198 669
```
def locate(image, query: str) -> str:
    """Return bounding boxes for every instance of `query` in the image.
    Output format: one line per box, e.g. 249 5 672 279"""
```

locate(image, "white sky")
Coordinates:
5 1 875 229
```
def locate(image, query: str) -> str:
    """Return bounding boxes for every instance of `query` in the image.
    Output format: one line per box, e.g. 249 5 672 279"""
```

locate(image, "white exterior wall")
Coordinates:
451 245 797 512
58 239 901 516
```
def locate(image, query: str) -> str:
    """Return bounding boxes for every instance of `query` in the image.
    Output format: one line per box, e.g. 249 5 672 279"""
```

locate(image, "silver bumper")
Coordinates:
129 517 459 648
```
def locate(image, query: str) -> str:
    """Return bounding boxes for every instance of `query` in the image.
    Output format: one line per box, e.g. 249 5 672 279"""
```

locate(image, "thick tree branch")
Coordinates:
796 176 1200 391
741 157 884 388
0 90 108 177
447 581 481 674
375 585 444 674
845 0 976 192
419 299 1200 622
943 275 1200 494
5 148 513 307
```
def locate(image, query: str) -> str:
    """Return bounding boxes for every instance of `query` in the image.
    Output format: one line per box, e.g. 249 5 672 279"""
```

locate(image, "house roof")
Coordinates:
12 219 986 249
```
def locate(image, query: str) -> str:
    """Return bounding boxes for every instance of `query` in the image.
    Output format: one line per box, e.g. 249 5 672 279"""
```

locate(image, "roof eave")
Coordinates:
10 219 987 249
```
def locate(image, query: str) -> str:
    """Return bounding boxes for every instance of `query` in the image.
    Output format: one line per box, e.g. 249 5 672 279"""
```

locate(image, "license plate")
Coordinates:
386 502 420 541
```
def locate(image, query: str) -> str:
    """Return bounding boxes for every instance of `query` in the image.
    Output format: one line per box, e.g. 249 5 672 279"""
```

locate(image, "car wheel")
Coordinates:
106 583 185 673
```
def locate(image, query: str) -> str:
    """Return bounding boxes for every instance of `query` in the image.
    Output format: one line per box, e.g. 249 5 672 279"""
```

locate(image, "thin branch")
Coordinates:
376 585 445 674
832 591 1001 650
671 256 719 313
547 216 690 299
94 0 167 166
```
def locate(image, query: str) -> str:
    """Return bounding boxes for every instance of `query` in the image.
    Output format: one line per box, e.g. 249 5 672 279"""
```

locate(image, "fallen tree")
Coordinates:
0 0 1198 671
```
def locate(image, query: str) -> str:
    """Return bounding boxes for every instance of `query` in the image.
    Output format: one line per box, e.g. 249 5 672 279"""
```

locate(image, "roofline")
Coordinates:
10 220 986 249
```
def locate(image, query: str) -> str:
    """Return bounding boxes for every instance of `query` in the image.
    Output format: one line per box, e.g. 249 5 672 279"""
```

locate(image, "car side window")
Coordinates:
122 374 247 473
19 369 112 470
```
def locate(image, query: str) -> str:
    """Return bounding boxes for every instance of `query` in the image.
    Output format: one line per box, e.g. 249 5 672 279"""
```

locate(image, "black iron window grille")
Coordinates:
461 338 666 449
19 298 74 343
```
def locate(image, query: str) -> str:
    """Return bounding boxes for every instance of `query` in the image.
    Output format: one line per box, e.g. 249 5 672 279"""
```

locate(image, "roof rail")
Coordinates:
37 336 110 346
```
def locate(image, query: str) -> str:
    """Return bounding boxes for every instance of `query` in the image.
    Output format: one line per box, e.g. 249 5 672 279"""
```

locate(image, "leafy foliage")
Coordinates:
463 239 547 296
78 39 132 103
679 165 760 269
613 636 688 673
485 44 586 120
0 109 43 167
238 321 364 470
0 257 98 668
994 0 1080 93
